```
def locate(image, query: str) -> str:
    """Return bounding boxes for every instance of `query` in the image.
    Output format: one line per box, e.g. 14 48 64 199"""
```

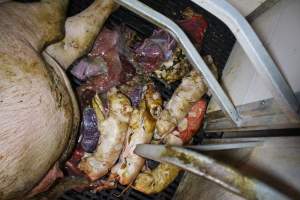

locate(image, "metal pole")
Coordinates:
136 144 290 200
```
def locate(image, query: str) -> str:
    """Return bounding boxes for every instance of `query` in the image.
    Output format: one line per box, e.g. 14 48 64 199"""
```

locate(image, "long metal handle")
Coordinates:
115 0 242 125
191 0 299 121
135 144 290 200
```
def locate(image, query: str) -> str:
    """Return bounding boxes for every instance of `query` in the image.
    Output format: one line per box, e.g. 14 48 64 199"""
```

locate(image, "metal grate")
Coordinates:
138 0 236 72
60 175 182 200
67 0 236 71
62 0 236 199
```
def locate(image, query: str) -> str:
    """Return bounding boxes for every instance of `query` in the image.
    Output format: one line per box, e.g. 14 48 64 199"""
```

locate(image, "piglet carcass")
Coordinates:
0 0 116 199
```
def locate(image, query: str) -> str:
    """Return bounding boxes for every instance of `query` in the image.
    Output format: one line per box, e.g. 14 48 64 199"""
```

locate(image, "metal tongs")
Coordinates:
134 141 289 200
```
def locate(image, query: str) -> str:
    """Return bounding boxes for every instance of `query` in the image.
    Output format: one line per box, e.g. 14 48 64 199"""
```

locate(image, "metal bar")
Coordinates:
191 0 300 121
135 144 289 200
246 0 281 22
205 92 300 132
185 141 262 151
114 0 242 125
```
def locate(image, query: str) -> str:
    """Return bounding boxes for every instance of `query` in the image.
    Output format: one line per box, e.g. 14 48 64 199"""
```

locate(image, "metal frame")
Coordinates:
115 0 300 128
205 93 300 132
114 0 242 126
246 0 281 22
190 0 299 121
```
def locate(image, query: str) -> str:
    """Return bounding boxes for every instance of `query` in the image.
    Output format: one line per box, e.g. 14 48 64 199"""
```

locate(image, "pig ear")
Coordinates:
45 0 117 70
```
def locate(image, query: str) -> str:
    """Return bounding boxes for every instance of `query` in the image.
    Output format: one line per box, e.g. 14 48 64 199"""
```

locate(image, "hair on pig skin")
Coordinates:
0 0 116 199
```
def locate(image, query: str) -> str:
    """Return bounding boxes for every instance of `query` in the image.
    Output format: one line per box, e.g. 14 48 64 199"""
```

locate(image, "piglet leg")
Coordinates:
45 0 117 70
